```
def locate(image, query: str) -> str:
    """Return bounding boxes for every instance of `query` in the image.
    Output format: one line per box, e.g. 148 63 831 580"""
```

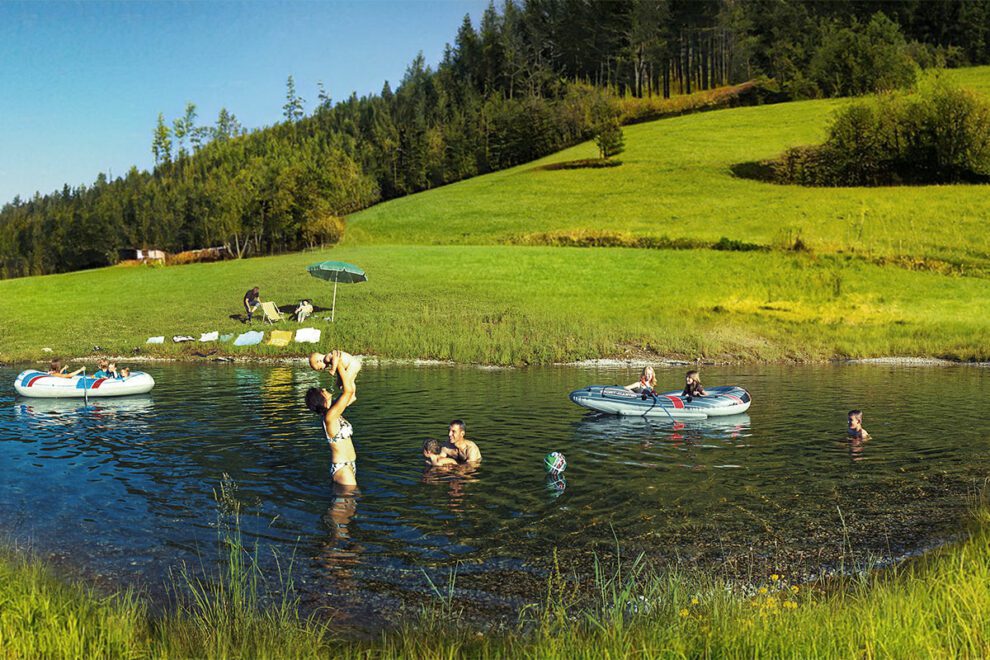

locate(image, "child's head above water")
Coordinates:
422 438 443 457
848 409 864 428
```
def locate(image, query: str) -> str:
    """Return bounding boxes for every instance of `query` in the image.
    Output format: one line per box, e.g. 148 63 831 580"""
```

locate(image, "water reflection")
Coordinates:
0 363 987 621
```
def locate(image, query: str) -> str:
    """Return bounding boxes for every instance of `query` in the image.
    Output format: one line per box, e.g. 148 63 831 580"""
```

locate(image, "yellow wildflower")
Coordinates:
679 608 690 618
784 600 798 610
691 597 700 606
758 587 768 595
771 574 780 581
790 585 800 594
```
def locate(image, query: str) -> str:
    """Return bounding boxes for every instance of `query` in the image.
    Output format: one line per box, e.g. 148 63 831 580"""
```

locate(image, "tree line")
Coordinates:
2 0 989 278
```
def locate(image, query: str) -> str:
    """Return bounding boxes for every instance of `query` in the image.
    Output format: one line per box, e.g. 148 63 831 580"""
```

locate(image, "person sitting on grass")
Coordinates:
682 370 707 398
423 438 458 468
441 419 482 464
847 409 870 439
294 299 314 322
624 366 657 394
47 358 84 379
243 286 261 323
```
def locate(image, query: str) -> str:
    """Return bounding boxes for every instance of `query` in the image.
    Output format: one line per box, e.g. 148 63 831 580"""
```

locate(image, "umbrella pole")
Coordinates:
331 275 338 322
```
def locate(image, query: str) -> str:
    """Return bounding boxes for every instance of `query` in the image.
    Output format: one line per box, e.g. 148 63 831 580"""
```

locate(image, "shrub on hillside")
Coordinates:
769 78 990 186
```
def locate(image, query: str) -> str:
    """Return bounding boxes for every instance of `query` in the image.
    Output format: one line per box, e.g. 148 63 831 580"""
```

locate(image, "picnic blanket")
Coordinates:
267 330 293 347
173 335 195 343
199 331 219 342
233 331 264 346
146 336 165 344
294 328 321 343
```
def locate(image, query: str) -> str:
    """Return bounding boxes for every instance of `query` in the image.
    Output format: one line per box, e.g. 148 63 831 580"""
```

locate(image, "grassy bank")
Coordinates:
3 67 990 365
3 245 990 364
4 508 990 658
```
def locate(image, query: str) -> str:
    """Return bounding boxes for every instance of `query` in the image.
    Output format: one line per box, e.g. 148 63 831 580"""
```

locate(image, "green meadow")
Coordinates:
3 67 990 365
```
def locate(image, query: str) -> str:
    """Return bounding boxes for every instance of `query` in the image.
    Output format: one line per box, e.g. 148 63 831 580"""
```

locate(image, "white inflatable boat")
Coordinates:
569 384 751 419
14 370 155 398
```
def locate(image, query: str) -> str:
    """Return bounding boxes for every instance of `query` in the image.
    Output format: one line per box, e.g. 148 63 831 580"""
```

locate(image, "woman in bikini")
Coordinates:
305 350 359 487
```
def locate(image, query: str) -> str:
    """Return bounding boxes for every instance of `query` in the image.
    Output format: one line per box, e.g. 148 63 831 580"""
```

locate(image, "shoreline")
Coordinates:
20 354 989 369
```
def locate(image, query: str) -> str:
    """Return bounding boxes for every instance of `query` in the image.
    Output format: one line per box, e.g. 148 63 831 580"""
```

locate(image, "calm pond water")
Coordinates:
1 363 988 625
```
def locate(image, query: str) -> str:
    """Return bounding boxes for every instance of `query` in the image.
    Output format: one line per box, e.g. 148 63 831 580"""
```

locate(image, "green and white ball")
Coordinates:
544 451 567 474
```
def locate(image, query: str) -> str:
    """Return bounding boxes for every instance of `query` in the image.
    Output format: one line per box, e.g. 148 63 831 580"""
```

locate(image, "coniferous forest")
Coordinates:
2 0 989 278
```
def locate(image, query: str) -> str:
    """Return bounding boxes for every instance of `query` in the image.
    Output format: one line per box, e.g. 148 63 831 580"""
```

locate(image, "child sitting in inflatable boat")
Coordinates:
624 366 657 394
94 360 130 379
47 358 84 379
682 370 707 398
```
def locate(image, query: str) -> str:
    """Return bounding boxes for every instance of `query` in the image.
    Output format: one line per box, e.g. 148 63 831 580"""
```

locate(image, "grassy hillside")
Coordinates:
3 67 990 365
346 68 990 273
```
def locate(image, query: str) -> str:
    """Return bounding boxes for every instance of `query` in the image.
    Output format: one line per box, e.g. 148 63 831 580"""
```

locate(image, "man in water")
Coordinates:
442 419 482 464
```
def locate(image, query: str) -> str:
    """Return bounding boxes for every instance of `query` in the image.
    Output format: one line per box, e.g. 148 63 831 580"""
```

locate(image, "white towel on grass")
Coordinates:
294 328 321 343
146 336 165 344
199 331 219 342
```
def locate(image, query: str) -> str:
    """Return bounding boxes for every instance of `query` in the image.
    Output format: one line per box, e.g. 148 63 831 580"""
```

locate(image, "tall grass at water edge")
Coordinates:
4 492 990 657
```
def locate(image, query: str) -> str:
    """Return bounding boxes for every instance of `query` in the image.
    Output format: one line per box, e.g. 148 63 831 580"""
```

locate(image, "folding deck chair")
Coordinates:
259 301 284 324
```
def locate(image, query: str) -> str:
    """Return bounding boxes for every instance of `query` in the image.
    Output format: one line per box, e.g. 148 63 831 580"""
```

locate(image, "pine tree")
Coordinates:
152 113 172 165
283 75 306 122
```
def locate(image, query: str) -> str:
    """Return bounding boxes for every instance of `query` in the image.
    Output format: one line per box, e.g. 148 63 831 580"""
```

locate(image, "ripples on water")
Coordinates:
1 364 988 621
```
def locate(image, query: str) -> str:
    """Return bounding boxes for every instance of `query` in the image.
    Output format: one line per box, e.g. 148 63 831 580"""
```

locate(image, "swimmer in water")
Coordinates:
441 419 482 464
305 350 360 486
847 409 870 439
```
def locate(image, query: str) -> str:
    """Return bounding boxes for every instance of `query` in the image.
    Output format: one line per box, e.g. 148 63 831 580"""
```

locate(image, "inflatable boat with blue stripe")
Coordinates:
569 384 751 419
14 370 155 398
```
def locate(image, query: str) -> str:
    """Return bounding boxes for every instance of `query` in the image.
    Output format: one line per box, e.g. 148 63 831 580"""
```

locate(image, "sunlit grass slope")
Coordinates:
3 67 989 364
3 244 989 364
346 67 990 273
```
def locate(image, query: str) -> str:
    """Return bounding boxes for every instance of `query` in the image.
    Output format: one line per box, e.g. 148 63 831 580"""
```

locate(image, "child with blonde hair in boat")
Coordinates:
624 366 657 394
682 370 707 398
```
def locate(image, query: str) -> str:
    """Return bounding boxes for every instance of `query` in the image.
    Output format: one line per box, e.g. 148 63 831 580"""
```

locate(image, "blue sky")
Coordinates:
0 0 489 205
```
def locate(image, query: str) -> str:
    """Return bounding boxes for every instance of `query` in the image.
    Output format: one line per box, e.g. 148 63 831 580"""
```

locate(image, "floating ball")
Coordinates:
544 451 567 474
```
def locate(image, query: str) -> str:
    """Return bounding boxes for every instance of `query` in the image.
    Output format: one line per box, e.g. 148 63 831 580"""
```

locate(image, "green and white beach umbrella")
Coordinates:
306 261 368 322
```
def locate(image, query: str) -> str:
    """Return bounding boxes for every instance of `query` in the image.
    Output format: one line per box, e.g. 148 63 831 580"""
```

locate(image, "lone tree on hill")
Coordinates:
595 115 625 160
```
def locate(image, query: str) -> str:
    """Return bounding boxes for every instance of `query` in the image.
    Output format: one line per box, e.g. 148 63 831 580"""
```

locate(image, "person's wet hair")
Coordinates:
49 358 63 372
306 387 328 414
848 409 863 421
449 419 465 433
423 438 442 455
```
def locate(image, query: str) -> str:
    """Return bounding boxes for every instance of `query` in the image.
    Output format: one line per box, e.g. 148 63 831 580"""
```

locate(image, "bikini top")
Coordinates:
323 417 353 444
